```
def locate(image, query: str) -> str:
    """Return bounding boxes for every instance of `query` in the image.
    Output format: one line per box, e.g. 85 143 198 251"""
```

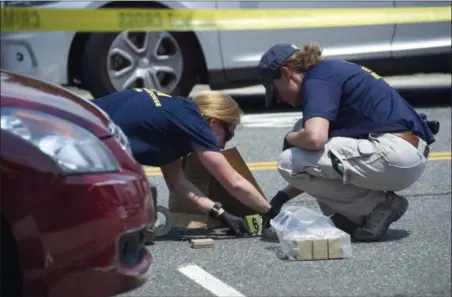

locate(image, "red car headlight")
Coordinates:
1 107 121 175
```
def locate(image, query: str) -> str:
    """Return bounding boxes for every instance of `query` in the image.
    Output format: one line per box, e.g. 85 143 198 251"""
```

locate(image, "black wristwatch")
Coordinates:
209 202 223 218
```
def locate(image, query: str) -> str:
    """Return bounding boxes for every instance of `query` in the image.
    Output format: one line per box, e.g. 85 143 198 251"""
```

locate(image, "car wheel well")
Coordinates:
67 32 90 87
1 214 23 297
67 1 208 89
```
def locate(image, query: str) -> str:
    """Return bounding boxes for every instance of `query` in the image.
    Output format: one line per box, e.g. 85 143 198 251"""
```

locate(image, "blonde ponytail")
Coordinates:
191 90 242 125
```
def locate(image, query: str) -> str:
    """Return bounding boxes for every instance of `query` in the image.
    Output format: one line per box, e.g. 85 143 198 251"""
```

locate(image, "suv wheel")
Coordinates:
81 31 197 98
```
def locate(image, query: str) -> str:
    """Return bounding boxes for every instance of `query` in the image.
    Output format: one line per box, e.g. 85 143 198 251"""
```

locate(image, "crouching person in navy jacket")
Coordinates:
92 89 275 237
257 43 435 242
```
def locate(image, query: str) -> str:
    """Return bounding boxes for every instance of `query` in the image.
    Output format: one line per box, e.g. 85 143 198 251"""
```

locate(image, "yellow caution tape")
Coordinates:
1 6 451 32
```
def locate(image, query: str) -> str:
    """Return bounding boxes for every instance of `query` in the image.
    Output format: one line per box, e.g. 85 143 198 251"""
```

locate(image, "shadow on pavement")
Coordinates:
350 229 411 244
232 88 451 114
375 229 411 242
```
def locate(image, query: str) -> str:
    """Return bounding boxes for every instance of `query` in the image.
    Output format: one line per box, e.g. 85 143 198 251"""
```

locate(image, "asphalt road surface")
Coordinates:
71 75 451 297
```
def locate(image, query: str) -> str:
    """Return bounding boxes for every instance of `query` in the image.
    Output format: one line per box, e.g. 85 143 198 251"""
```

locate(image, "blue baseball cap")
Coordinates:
258 43 300 107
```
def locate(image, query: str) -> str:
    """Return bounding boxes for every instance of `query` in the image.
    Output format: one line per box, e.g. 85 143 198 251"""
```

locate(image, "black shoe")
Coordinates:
261 207 277 227
353 192 409 242
330 213 361 235
260 191 291 238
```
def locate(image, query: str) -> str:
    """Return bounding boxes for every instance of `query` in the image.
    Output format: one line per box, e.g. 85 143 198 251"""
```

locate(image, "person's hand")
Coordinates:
218 211 252 237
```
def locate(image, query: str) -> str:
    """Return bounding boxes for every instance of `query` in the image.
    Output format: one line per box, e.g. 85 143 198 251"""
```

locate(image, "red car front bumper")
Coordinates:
6 166 154 297
40 172 153 297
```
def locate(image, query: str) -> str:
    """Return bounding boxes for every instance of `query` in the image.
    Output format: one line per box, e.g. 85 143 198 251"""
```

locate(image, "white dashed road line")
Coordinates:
178 264 246 297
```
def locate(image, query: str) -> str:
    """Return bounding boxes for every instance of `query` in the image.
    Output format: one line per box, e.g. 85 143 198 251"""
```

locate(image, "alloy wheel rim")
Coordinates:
106 31 183 93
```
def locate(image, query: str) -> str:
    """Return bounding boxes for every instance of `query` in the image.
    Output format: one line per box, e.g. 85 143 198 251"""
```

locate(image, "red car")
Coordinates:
0 70 157 297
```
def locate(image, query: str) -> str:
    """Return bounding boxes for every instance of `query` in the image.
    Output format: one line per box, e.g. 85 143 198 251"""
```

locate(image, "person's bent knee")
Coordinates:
278 146 324 174
277 148 302 184
278 147 314 174
277 148 295 171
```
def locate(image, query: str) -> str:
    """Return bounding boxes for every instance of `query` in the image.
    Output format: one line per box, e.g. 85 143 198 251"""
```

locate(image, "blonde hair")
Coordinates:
191 90 242 125
283 43 326 73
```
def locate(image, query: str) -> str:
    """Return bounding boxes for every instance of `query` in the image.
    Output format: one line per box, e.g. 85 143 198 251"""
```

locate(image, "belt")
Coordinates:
392 131 430 158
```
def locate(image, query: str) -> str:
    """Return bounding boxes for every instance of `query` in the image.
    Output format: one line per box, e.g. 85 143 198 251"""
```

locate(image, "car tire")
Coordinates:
1 216 22 297
81 31 198 98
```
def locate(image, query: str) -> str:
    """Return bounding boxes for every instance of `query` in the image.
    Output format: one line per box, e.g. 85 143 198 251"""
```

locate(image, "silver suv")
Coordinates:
1 1 450 99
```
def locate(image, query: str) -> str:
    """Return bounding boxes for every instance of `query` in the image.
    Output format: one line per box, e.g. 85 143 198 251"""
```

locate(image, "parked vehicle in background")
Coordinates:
0 69 157 297
0 1 450 99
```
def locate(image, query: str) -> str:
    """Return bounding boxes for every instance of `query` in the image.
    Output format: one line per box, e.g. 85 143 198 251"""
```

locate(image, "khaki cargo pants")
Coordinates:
277 130 429 225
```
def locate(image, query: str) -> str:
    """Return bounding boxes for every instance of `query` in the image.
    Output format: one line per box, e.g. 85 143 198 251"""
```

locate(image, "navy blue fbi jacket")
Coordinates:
300 60 435 145
92 88 222 167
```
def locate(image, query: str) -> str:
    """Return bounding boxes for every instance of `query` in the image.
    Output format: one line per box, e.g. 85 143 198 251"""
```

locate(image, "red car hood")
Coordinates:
0 71 111 138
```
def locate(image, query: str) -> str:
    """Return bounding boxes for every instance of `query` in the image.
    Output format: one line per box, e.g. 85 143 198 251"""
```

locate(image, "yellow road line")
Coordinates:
428 152 452 156
428 156 452 161
143 151 451 176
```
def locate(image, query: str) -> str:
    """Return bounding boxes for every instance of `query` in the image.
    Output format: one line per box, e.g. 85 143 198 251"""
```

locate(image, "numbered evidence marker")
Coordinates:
245 214 263 235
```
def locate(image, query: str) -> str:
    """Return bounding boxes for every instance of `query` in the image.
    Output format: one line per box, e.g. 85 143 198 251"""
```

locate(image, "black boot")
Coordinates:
318 202 361 235
330 213 361 235
353 192 408 242
261 191 291 239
